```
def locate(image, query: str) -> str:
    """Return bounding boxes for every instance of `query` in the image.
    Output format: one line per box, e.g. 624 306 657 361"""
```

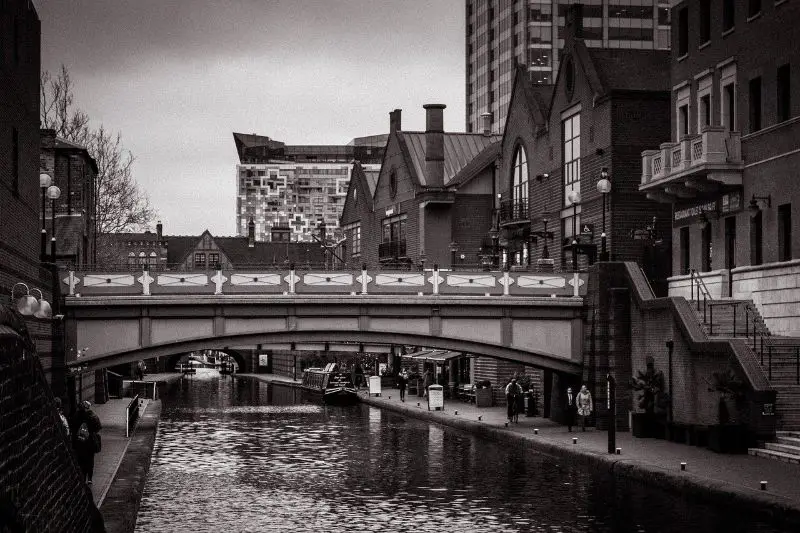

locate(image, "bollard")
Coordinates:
389 396 391 400
478 415 482 421
681 462 686 471
572 437 577 444
417 402 420 407
761 481 768 491
534 428 539 435
454 410 458 415
615 447 621 455
505 422 508 427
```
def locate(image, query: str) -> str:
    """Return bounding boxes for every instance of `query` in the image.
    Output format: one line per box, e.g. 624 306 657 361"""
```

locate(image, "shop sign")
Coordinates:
762 403 775 416
673 190 743 226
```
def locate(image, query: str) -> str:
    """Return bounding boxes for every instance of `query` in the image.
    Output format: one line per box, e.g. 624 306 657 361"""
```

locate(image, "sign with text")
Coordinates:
581 223 594 237
673 190 743 227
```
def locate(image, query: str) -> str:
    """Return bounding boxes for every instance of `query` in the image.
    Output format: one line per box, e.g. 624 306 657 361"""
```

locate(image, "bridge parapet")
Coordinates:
62 268 588 298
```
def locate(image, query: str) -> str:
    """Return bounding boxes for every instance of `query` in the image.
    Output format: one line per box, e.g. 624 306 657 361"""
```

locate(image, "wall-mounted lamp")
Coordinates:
748 194 772 216
12 283 53 318
535 173 550 182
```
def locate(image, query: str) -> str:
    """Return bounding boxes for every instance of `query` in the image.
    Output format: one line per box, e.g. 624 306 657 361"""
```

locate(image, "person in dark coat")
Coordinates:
71 400 102 485
397 370 408 402
566 387 577 432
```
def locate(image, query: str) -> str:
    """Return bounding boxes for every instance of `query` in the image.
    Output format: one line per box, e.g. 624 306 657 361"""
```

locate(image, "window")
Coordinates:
700 94 711 128
389 172 397 197
128 252 137 267
194 253 206 268
562 111 581 207
751 211 763 266
511 145 528 206
679 105 689 136
778 204 792 261
382 215 407 243
724 217 736 270
209 252 219 267
722 82 736 131
12 128 19 195
680 226 690 274
702 223 713 271
748 0 762 18
699 0 711 43
677 7 688 56
345 224 361 256
749 76 762 132
723 0 735 31
777 64 791 123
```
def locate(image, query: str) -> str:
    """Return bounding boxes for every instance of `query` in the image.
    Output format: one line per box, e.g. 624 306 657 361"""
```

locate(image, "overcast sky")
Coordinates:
35 0 465 236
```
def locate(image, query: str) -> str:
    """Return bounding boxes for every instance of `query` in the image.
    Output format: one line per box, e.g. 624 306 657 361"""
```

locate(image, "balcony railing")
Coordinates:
499 197 529 226
641 127 743 187
378 240 407 261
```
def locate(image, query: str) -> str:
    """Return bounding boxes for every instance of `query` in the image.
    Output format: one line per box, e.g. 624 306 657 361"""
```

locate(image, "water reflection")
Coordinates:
135 377 792 533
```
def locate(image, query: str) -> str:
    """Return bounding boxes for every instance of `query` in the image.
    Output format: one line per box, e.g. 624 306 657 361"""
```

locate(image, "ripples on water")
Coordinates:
134 377 789 533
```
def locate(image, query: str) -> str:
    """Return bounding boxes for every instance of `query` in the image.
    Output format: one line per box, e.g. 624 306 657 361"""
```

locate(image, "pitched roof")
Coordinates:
588 48 670 93
54 137 99 172
214 237 325 266
447 141 501 188
166 235 200 264
398 132 502 187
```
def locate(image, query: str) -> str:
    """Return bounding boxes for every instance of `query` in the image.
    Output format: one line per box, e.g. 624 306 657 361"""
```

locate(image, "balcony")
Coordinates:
499 197 530 227
640 127 744 203
378 240 407 261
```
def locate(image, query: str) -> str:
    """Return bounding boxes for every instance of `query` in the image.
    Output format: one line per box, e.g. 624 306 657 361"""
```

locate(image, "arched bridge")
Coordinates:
61 268 588 374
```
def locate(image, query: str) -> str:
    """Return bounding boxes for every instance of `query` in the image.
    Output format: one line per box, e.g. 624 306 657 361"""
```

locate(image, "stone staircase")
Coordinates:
748 431 800 464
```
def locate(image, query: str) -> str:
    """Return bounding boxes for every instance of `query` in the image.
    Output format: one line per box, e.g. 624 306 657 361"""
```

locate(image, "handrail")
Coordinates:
689 269 712 325
125 394 140 438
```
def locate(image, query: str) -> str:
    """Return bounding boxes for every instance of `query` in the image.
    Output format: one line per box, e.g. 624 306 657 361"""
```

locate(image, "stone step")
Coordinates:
766 442 800 455
748 448 800 464
778 431 800 438
776 435 800 446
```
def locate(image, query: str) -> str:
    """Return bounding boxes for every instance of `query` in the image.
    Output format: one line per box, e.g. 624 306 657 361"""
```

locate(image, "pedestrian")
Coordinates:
576 385 593 431
565 387 577 432
505 378 522 423
54 397 69 437
136 360 145 381
422 368 433 398
397 370 408 402
71 400 102 485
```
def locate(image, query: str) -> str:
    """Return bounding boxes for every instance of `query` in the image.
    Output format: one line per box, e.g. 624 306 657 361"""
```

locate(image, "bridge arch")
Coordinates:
68 329 582 376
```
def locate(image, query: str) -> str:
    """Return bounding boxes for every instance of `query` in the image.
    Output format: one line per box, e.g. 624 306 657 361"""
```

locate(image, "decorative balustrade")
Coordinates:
62 267 588 298
499 197 529 225
640 127 742 186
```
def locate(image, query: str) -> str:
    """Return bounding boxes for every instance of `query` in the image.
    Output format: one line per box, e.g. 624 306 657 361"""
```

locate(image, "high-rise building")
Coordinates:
233 133 385 243
465 0 671 133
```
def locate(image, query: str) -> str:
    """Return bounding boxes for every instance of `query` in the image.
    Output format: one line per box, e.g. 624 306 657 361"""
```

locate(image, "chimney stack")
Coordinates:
156 220 163 240
389 109 402 133
423 104 446 187
248 217 255 248
481 112 493 136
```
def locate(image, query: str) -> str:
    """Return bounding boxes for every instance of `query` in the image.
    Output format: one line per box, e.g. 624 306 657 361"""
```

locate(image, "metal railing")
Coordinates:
689 269 713 325
499 198 529 225
378 240 407 261
125 394 140 438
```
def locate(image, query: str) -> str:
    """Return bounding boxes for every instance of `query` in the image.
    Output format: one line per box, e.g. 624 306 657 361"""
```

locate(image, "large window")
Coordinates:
346 224 361 256
751 211 763 266
511 145 528 205
677 7 688 56
777 64 791 123
723 0 735 32
722 82 736 131
699 0 711 44
562 112 581 207
779 204 792 261
748 0 762 18
749 76 762 132
208 252 219 267
382 215 407 243
194 253 206 268
702 223 713 271
680 227 690 274
724 217 736 270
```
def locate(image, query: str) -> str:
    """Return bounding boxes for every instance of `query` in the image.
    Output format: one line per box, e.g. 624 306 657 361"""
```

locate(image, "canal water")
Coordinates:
135 374 791 533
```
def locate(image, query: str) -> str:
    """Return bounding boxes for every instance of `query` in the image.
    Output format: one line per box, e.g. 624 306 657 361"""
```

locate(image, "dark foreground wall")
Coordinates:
0 309 104 532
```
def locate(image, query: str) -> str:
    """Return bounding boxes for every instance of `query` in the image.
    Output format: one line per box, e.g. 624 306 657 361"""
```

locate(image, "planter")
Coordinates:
475 387 493 408
708 424 750 454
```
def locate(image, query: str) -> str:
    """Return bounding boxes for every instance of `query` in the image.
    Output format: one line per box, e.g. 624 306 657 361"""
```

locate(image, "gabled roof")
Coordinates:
54 136 99 173
447 141 500 188
398 132 502 187
501 65 552 146
166 235 201 264
166 232 325 266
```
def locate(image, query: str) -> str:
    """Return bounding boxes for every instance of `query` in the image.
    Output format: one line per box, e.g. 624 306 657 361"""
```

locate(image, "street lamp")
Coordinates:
47 184 61 264
39 173 52 261
567 189 581 271
449 241 459 269
597 168 612 261
11 283 53 318
531 216 553 260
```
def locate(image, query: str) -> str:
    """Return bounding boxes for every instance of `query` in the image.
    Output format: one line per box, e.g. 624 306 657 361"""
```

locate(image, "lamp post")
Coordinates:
47 185 61 265
39 173 52 261
597 168 612 261
531 216 553 260
449 242 458 269
567 190 581 271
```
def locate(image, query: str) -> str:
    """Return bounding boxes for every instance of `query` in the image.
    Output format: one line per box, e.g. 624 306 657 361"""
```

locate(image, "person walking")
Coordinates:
397 370 408 402
136 360 145 381
505 378 522 423
71 400 102 485
565 387 577 432
422 368 433 398
576 385 593 431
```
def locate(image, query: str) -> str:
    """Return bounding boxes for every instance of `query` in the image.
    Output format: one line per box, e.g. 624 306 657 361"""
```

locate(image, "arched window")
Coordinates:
138 251 146 266
127 252 136 267
511 145 529 206
149 251 157 266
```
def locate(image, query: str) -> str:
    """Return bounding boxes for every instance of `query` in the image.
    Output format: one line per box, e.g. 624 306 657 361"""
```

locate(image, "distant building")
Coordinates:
465 0 671 133
232 132 385 244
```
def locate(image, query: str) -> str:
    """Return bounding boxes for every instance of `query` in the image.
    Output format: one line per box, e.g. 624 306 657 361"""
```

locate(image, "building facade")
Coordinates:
233 132 384 244
639 0 800 335
466 0 671 133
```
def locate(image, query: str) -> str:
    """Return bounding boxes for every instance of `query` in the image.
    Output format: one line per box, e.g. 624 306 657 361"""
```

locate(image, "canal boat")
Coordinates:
301 363 359 405
219 361 235 375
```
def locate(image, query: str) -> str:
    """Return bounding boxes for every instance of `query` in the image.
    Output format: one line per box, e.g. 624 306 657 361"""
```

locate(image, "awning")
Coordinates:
401 349 462 363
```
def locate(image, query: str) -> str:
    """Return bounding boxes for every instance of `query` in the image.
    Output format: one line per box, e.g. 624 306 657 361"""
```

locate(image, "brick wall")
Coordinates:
452 193 493 266
0 332 104 531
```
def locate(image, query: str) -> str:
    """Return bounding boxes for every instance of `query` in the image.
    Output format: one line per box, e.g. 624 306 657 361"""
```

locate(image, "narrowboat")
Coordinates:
301 363 359 405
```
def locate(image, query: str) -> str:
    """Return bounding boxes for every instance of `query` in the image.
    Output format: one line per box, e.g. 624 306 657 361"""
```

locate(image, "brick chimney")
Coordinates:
481 112 493 136
156 220 163 240
423 104 446 187
389 109 402 133
248 217 255 248
564 3 584 41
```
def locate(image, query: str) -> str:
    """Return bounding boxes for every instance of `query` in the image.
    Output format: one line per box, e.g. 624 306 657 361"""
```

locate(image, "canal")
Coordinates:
135 374 791 532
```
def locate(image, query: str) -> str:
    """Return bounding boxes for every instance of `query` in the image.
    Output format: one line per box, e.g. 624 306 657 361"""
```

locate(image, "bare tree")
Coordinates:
40 64 156 240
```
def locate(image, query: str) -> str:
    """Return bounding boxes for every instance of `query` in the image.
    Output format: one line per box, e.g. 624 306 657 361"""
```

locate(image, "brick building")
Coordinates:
498 16 673 289
39 129 97 266
639 0 800 335
339 105 501 270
